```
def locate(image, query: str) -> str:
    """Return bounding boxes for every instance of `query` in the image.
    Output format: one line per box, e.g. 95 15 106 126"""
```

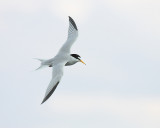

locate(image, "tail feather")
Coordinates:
34 58 44 62
34 58 46 71
35 65 47 70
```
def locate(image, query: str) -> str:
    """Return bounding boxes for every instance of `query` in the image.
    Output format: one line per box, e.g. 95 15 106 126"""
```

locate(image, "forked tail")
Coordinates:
34 58 46 70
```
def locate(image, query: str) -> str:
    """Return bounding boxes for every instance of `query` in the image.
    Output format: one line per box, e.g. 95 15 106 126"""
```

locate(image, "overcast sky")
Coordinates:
0 0 160 128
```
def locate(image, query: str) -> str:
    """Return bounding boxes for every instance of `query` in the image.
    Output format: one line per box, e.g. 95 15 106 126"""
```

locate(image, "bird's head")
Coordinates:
70 54 86 65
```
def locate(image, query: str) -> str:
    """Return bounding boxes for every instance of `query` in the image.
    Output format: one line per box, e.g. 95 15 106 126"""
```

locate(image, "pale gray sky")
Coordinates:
0 0 160 128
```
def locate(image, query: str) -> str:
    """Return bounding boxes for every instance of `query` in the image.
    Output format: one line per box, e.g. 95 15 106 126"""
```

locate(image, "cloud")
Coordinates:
0 1 160 128
49 0 93 21
99 0 160 59
0 0 45 13
47 93 160 128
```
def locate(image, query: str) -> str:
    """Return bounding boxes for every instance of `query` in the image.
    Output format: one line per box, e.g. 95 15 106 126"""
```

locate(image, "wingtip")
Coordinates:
68 16 72 19
41 101 44 105
68 16 78 30
68 16 72 21
41 99 45 104
41 96 48 104
40 81 60 105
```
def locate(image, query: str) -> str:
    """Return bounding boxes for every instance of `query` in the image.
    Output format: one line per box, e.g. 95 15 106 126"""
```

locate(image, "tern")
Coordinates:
36 16 86 104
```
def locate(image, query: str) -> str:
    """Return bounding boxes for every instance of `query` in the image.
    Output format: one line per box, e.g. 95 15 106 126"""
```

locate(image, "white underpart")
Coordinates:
41 17 78 103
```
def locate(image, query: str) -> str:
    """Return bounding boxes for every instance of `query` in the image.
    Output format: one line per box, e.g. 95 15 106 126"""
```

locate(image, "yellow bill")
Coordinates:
80 59 86 65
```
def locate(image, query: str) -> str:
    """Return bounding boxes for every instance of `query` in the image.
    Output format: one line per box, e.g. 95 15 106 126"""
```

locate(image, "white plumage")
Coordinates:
38 16 85 104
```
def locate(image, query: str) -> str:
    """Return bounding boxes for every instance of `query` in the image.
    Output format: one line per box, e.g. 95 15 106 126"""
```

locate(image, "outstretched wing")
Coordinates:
58 16 78 54
41 63 65 104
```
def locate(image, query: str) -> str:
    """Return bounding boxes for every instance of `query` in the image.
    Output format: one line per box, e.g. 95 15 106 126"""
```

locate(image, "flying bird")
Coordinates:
36 16 86 104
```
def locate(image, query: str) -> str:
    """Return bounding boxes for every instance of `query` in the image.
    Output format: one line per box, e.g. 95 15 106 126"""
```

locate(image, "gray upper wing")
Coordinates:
58 16 78 54
41 63 65 104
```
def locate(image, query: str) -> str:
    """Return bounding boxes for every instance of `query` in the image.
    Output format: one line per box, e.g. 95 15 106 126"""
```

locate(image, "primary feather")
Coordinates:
40 16 79 104
41 63 65 104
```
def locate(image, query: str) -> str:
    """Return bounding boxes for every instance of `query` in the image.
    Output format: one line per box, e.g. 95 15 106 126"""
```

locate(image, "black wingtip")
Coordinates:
68 16 78 30
41 101 44 105
41 98 46 104
41 99 45 104
40 82 60 105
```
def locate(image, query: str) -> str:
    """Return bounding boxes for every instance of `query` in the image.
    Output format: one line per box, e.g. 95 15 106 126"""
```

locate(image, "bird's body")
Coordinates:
36 16 85 104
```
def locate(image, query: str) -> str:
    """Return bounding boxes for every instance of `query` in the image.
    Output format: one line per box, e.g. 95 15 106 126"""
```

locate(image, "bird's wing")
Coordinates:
41 63 65 104
58 16 78 54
